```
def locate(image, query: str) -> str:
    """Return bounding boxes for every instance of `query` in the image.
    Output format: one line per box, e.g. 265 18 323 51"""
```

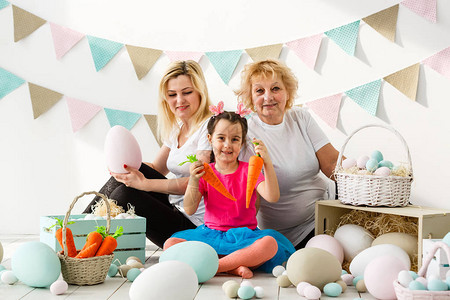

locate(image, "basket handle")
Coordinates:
334 124 413 178
418 241 450 278
62 191 111 258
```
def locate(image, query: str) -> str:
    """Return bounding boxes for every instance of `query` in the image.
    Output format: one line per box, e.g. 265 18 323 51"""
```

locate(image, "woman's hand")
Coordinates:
110 164 147 190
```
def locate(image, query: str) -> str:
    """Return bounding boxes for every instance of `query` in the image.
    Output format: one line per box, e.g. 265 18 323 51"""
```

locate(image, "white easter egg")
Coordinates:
357 155 370 169
50 280 68 295
105 125 142 174
254 286 265 298
272 265 285 277
1 270 18 284
333 224 374 261
342 158 357 169
296 281 312 296
374 167 391 176
303 285 321 300
83 214 96 220
397 270 414 287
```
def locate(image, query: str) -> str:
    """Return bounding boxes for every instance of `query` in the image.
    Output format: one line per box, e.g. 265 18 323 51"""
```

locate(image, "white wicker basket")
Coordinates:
335 124 413 207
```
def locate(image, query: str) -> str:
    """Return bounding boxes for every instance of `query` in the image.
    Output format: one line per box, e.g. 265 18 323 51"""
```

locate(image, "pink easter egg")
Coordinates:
105 125 142 173
305 234 344 264
342 158 357 169
303 285 321 300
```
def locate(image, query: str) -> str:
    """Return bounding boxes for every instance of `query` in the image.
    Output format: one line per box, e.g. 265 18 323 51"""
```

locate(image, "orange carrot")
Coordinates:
179 155 237 201
246 143 264 208
75 242 99 258
95 226 123 256
51 218 77 257
79 226 104 255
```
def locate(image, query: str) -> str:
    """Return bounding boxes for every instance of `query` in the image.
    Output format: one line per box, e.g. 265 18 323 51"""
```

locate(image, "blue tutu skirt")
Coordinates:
171 225 295 273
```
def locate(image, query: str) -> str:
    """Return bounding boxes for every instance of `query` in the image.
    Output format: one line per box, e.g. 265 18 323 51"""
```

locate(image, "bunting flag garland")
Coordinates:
49 23 85 60
104 108 141 130
245 44 283 62
363 5 399 42
286 34 323 69
144 114 162 147
305 93 342 128
126 45 162 80
164 51 203 63
325 20 360 56
345 79 381 116
401 0 437 23
384 63 420 101
12 5 46 42
0 0 9 10
66 97 102 132
28 83 63 119
205 50 242 84
87 36 124 72
0 68 25 99
422 47 450 79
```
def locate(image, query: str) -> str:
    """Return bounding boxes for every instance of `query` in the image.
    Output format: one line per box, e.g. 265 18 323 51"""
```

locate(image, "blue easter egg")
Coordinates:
0 265 6 272
366 159 379 172
237 286 256 300
126 268 141 282
409 271 419 279
323 282 342 297
443 232 450 246
379 160 394 169
11 241 61 287
428 279 448 291
159 241 219 283
108 264 118 277
371 150 384 162
353 275 363 286
409 280 426 290
341 269 348 275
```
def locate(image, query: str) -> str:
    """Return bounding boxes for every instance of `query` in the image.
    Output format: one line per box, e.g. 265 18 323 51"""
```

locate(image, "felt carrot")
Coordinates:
50 218 77 257
80 226 105 254
95 226 124 256
75 242 99 258
246 143 264 208
179 154 237 202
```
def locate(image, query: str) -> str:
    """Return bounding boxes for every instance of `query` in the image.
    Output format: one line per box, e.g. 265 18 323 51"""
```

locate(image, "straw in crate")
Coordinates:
334 124 413 207
58 191 114 285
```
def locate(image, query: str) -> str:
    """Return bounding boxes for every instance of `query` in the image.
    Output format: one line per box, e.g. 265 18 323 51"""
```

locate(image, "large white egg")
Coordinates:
333 224 374 261
349 244 410 277
305 234 344 264
105 125 142 173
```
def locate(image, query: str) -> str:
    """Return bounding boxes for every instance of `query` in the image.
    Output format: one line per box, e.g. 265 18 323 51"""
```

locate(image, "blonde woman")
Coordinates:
84 61 212 248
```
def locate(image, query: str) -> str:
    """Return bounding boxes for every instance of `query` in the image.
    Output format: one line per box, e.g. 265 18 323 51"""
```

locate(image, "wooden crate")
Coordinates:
40 214 146 265
315 200 450 269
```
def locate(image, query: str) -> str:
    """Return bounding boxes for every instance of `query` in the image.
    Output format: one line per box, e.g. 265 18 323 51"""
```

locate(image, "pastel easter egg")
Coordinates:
238 286 256 299
323 282 342 297
341 273 354 285
254 286 265 298
127 268 141 282
334 224 374 261
277 274 292 287
409 280 426 290
443 232 450 246
272 265 285 277
365 159 379 172
223 280 239 298
357 156 370 169
372 232 417 260
374 167 391 176
342 158 357 169
108 264 119 277
397 270 414 287
428 279 448 291
356 279 367 292
50 280 68 295
371 150 384 163
303 285 321 300
305 234 344 264
379 160 394 169
105 125 142 174
296 281 312 296
1 270 18 284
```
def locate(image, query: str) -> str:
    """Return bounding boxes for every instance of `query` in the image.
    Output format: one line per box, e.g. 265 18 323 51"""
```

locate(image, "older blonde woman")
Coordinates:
84 61 212 248
236 59 340 249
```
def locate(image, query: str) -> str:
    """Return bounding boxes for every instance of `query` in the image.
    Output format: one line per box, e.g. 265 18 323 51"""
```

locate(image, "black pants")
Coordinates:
294 229 315 250
83 164 196 248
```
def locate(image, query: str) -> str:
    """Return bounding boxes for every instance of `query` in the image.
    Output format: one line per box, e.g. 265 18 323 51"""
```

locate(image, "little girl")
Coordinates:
163 103 295 279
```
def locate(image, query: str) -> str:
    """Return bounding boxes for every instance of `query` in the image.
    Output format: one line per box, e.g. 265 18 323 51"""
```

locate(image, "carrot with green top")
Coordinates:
95 226 124 256
246 142 264 208
179 154 237 202
50 218 77 257
75 242 99 258
79 226 105 255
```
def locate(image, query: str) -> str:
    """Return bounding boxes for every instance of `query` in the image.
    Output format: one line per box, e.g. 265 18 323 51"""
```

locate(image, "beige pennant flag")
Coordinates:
126 45 162 80
363 4 399 42
144 114 162 147
245 44 283 61
384 63 420 101
28 83 63 119
13 5 47 42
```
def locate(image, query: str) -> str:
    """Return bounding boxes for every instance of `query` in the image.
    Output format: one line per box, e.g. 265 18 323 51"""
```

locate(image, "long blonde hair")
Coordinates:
157 60 212 142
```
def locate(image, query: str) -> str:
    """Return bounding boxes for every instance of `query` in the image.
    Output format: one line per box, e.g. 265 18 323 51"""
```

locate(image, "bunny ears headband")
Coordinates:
209 101 252 118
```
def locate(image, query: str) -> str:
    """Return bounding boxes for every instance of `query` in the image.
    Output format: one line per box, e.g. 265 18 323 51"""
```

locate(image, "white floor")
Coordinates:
0 235 375 299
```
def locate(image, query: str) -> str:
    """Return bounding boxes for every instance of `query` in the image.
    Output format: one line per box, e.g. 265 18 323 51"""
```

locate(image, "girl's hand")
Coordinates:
189 161 205 180
110 164 146 190
253 138 272 164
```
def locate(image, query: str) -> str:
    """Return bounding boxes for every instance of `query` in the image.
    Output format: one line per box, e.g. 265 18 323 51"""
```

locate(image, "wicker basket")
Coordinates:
394 241 450 300
335 124 413 207
58 191 114 285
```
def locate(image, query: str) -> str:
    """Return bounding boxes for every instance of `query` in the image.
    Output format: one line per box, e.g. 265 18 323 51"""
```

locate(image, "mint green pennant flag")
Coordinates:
345 79 381 116
87 36 123 71
206 50 242 84
0 68 25 99
325 20 360 56
0 0 9 10
104 108 141 130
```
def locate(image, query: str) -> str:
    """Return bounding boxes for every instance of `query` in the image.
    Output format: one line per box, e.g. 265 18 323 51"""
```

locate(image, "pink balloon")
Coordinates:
305 234 344 264
104 125 142 173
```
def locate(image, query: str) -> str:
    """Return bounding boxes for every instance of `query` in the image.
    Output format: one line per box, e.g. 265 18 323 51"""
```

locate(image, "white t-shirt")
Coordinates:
242 107 329 246
164 119 211 226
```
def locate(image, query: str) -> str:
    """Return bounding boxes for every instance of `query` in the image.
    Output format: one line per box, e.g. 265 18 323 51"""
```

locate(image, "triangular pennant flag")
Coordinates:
104 108 141 130
87 36 123 72
0 68 25 99
49 23 84 60
345 80 381 116
205 50 243 84
12 5 46 42
144 114 162 147
402 0 436 23
422 47 450 80
306 93 342 129
363 5 399 42
0 0 9 10
286 34 323 69
65 97 102 132
28 83 63 119
325 20 360 56
126 45 162 80
384 63 420 101
245 44 283 61
164 51 203 63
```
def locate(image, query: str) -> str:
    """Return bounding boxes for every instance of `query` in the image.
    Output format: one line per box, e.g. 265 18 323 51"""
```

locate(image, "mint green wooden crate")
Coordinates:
40 214 146 265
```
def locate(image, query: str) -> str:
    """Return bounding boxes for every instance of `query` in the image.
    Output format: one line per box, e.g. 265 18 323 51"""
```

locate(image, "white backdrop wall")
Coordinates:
1 0 449 234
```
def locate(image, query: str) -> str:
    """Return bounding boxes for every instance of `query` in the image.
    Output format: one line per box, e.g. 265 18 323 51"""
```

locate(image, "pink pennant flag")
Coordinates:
401 0 436 23
65 96 102 132
286 34 323 69
422 47 450 79
164 51 203 62
305 93 342 129
49 22 85 60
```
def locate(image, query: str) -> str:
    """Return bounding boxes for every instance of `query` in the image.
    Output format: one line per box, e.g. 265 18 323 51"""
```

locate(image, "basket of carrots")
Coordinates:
57 191 121 285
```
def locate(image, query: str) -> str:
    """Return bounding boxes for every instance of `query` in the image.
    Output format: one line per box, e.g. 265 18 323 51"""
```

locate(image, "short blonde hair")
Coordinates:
235 59 298 111
157 60 212 142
